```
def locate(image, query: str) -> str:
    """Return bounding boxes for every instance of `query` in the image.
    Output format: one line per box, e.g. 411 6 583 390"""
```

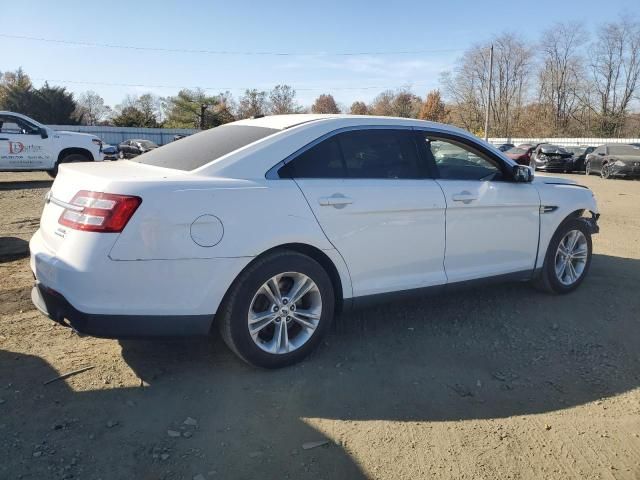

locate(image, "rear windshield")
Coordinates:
132 125 279 171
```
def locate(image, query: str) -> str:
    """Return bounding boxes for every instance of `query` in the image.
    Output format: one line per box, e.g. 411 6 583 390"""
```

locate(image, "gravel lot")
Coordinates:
1 171 639 479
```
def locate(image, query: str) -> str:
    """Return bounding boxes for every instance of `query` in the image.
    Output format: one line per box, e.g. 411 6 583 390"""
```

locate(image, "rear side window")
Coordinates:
339 130 422 179
132 125 278 171
278 138 344 178
279 129 423 179
608 144 640 155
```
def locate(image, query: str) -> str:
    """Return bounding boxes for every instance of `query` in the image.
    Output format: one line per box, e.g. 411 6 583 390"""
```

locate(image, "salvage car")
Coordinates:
565 146 595 172
0 111 104 177
505 146 531 166
530 144 574 172
30 115 600 368
585 144 640 179
118 139 158 159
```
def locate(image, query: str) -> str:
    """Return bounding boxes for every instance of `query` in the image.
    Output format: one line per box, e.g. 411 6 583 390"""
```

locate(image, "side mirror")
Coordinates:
513 164 534 183
39 127 48 139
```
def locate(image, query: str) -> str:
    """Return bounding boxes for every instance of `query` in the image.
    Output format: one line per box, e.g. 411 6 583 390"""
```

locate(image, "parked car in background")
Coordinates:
585 144 640 178
530 144 574 172
102 144 118 161
565 146 595 172
505 146 531 166
496 143 515 152
30 114 599 368
0 111 104 177
118 139 158 159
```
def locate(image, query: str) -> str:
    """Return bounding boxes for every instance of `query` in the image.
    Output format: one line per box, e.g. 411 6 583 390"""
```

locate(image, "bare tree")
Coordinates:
349 101 369 115
537 23 587 133
370 88 420 117
237 89 269 119
269 85 301 114
75 91 112 125
311 94 340 114
590 18 640 135
442 33 532 137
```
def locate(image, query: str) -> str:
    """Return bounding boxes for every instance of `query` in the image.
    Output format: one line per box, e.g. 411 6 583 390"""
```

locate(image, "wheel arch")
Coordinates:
57 147 95 163
214 243 351 332
537 206 598 270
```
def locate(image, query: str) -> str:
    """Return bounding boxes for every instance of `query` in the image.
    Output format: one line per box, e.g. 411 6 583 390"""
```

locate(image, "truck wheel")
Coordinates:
533 217 592 294
47 153 91 178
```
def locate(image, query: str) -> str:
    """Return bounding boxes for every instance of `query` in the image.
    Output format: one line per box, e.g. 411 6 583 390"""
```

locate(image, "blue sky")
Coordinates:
1 0 637 109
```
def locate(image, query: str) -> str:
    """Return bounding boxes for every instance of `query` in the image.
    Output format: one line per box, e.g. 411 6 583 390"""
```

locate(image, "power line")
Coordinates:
32 77 436 93
0 33 464 57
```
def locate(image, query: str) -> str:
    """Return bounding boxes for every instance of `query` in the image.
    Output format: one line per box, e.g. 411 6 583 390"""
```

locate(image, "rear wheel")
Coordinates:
218 250 335 368
533 218 592 294
47 153 91 178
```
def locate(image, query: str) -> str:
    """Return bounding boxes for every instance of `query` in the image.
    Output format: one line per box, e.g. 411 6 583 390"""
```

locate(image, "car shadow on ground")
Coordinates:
0 236 29 263
0 179 53 191
2 254 639 479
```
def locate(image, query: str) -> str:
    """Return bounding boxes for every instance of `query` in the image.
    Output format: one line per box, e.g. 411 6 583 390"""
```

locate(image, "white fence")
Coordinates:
47 125 199 146
489 137 640 147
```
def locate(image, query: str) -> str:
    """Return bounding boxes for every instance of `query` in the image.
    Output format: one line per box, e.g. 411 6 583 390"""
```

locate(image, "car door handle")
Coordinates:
0 138 9 141
318 194 353 207
451 192 478 204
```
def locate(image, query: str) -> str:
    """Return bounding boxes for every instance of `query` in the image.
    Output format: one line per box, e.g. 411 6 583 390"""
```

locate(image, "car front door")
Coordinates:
417 131 540 283
0 114 53 170
278 128 447 297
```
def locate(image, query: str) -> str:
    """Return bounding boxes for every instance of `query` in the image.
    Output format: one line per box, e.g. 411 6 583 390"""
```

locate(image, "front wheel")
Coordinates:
218 250 335 368
585 161 591 176
533 218 592 294
601 164 611 179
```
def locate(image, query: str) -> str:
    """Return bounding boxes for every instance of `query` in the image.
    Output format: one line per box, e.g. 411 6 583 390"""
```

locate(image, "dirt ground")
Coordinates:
1 171 639 480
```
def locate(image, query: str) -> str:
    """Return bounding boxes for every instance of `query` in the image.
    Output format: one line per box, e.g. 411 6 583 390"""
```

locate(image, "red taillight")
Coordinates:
58 190 141 233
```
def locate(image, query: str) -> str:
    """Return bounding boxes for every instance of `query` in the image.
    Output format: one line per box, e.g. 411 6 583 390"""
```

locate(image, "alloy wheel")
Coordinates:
601 164 610 179
247 272 322 354
554 230 588 286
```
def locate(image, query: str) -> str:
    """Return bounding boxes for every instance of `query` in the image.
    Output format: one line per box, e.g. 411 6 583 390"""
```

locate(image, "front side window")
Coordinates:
279 129 423 179
423 136 502 181
0 116 38 135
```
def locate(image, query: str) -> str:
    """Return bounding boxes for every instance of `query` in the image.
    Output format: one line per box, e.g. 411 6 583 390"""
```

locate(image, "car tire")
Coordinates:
584 161 591 176
118 150 125 160
533 217 593 295
46 153 91 178
601 163 611 179
217 249 335 368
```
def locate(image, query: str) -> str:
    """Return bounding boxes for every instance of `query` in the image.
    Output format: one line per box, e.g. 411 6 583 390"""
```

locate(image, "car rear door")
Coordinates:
278 128 447 297
416 131 540 283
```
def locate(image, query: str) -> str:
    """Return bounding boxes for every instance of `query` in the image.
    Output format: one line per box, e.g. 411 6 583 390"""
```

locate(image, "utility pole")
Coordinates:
484 44 494 142
200 104 209 130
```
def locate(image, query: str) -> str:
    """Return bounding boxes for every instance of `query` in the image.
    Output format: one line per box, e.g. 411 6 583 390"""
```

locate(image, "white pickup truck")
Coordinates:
0 111 104 177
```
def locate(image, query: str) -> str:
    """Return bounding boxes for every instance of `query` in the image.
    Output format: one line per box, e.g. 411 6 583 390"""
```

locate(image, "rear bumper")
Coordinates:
31 282 212 337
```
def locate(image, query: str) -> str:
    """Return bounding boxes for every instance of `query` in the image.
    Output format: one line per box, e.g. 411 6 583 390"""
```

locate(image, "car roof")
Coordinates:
232 113 469 133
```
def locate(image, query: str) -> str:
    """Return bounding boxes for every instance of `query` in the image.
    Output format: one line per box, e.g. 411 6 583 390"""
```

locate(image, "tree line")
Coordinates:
1 16 638 137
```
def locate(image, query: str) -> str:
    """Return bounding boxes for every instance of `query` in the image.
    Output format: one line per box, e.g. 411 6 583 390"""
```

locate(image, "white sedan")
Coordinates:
30 115 600 368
